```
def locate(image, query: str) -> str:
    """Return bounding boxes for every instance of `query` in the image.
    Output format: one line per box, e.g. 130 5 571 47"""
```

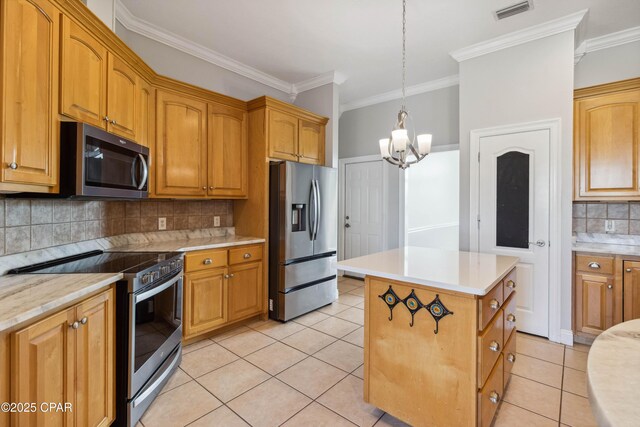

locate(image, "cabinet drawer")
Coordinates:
185 249 227 272
503 329 516 386
503 268 517 301
575 254 613 275
229 245 263 265
478 310 504 387
478 354 504 427
479 282 504 331
503 293 517 342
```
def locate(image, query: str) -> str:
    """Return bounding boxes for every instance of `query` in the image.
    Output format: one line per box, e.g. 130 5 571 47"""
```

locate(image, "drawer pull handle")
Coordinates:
507 313 516 323
203 258 213 265
489 391 500 404
489 341 500 352
588 262 600 269
489 299 500 310
507 353 516 363
243 253 252 259
70 321 79 330
506 280 516 289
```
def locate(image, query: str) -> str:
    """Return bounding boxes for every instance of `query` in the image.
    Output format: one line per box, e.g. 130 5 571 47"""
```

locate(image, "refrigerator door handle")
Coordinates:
314 179 321 241
309 181 316 241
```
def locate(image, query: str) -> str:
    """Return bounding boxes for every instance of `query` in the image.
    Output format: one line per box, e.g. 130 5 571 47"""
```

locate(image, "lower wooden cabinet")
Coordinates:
228 262 263 321
184 267 227 338
574 272 614 336
623 261 640 321
10 288 114 427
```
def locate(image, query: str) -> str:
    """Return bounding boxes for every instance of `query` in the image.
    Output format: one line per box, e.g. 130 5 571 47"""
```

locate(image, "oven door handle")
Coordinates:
132 347 181 408
135 273 181 304
137 153 149 190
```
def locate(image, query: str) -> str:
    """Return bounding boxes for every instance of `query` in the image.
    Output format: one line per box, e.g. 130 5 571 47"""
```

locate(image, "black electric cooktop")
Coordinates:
8 250 181 275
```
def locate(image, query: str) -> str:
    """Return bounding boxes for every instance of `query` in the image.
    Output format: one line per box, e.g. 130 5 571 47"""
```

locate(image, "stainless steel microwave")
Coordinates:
60 122 149 198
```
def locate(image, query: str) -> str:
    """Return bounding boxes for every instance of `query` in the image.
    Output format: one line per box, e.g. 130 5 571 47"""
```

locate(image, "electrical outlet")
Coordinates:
214 216 221 227
605 220 615 233
158 217 167 230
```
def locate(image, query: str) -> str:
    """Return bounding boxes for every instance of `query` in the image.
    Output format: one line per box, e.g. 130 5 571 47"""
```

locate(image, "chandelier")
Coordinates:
378 0 432 169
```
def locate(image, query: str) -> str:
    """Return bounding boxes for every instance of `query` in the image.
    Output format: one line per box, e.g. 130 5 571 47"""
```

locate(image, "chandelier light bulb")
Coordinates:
391 129 409 152
379 138 391 158
417 134 432 155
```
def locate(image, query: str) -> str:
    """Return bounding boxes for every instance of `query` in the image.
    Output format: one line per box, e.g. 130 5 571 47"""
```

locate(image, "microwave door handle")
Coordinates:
131 155 138 188
137 154 149 190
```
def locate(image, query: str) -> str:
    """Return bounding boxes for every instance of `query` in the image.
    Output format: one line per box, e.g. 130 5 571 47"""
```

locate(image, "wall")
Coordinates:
86 0 115 30
294 83 340 168
114 23 290 102
0 199 232 255
575 41 640 89
458 31 575 335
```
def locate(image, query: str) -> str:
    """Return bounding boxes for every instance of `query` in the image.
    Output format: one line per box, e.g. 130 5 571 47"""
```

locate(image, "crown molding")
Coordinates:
293 71 348 94
574 26 640 64
340 74 459 114
450 9 589 62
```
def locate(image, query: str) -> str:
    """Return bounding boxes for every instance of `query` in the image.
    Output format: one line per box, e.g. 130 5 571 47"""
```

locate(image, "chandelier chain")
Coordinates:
402 0 406 107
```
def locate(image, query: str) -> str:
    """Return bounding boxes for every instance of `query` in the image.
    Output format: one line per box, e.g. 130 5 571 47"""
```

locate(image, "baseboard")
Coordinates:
559 329 574 346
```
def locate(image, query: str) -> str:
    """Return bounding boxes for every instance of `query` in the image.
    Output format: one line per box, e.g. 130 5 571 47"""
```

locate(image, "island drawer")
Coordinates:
478 282 504 331
503 268 517 301
185 249 227 272
229 245 263 265
575 254 613 275
478 310 504 387
503 330 516 386
503 293 517 342
478 354 504 427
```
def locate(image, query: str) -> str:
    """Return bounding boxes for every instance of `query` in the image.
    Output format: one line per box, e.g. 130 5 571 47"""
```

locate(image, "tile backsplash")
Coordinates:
573 202 640 235
0 199 233 255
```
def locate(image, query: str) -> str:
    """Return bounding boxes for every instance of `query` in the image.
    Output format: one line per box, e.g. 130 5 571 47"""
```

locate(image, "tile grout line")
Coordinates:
558 345 567 426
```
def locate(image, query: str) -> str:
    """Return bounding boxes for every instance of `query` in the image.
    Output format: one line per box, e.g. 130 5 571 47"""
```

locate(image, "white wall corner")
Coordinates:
449 9 589 62
574 41 587 64
293 71 347 95
559 329 575 346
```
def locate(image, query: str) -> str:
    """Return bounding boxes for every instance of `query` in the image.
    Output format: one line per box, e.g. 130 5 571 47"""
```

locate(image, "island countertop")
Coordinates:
336 246 519 296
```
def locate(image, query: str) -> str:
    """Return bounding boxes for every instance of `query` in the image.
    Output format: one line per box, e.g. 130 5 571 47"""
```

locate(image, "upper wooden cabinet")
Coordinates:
1 0 60 191
106 52 138 139
136 77 154 148
574 79 640 200
155 90 208 197
208 103 248 197
249 96 328 166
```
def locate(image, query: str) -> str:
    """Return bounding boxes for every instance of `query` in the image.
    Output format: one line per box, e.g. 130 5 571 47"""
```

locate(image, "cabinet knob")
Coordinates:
507 353 516 363
104 116 110 122
8 162 17 170
607 284 613 289
209 186 214 190
243 253 252 259
507 313 516 323
229 273 235 278
202 186 207 190
626 268 632 273
489 391 500 404
80 317 88 325
203 258 212 265
70 321 79 330
489 341 500 352
111 119 117 125
506 280 516 289
224 274 230 279
588 262 601 270
489 299 500 310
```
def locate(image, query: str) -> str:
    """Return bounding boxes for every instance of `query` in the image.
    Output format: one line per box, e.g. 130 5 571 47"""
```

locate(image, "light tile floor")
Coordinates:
139 277 598 427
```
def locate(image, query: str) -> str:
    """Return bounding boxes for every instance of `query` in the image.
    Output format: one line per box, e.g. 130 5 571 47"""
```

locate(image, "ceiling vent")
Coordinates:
495 1 532 20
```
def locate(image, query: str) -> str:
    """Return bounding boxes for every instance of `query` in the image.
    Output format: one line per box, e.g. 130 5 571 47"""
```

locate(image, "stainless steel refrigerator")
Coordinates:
269 161 338 321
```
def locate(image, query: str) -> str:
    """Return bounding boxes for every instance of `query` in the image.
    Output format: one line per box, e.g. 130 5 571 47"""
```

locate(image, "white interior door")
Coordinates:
478 129 550 337
344 161 383 271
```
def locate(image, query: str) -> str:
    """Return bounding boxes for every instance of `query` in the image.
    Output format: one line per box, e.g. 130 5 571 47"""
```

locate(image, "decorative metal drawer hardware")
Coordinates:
424 294 454 334
378 286 454 333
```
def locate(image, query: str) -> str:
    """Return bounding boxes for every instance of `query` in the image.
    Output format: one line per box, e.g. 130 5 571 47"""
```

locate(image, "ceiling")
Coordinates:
118 0 640 104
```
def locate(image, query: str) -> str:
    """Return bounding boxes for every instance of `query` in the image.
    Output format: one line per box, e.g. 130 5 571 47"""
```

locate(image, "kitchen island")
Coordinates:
337 247 519 427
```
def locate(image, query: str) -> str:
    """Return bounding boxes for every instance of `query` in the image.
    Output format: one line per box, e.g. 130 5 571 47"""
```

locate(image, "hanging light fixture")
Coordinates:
378 0 432 169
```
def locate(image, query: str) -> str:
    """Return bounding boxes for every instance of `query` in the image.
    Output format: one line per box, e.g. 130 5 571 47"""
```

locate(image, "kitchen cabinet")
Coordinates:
298 120 325 165
1 0 60 191
574 78 640 200
623 261 640 321
268 109 299 161
155 90 208 197
136 77 154 148
574 272 614 335
208 103 248 197
183 244 264 341
11 288 114 427
106 52 138 139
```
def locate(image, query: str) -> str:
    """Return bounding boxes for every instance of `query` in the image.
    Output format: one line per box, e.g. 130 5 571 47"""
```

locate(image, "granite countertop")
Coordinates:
0 273 123 333
572 241 640 256
107 235 265 253
587 319 640 427
336 246 519 296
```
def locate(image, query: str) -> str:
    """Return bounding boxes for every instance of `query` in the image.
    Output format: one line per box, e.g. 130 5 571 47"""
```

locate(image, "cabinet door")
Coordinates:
12 307 76 427
155 90 207 197
298 120 324 165
75 289 114 427
106 53 137 140
184 268 227 339
228 262 263 321
268 109 299 161
136 77 154 148
575 89 640 199
1 0 59 187
575 273 614 335
60 16 107 128
208 103 248 197
623 261 640 321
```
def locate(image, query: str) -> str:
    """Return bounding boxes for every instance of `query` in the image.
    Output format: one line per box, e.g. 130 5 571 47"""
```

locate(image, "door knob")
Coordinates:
528 240 546 247
345 223 351 228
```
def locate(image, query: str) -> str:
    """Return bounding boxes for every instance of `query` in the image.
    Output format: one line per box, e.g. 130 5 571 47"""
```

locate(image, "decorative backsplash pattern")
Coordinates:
572 202 640 235
0 199 233 255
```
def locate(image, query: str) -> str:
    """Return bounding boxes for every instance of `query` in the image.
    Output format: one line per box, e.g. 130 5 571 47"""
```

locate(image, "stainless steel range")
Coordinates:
9 250 184 426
